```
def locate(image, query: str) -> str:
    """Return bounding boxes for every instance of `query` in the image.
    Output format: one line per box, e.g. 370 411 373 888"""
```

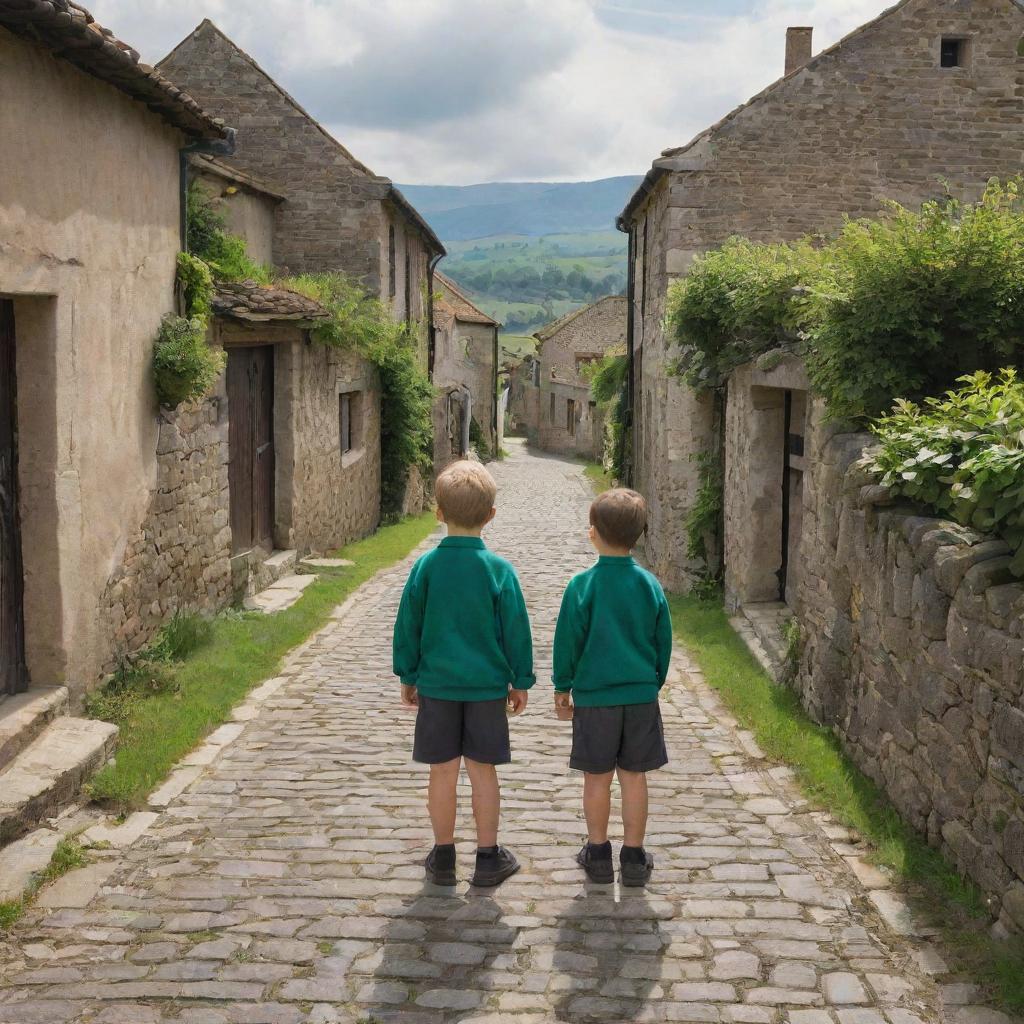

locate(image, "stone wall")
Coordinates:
796 413 1024 934
624 0 1024 589
99 399 233 672
433 317 497 467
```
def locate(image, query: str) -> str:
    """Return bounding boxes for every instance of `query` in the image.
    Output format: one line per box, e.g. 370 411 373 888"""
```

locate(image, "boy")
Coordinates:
553 488 672 886
393 460 534 888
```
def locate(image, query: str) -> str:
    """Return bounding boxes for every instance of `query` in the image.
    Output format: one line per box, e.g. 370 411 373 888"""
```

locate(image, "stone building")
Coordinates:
431 272 499 468
159 20 444 356
510 296 626 460
619 0 1024 590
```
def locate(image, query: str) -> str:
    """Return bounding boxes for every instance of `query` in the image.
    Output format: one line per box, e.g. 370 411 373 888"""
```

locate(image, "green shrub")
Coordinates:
152 315 226 408
666 238 819 390
583 350 629 480
805 180 1024 419
176 251 214 321
469 417 491 462
867 369 1024 576
186 181 271 284
685 448 723 563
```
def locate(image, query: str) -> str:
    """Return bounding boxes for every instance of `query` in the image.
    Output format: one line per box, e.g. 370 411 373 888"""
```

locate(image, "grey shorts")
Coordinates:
570 702 668 774
413 695 511 765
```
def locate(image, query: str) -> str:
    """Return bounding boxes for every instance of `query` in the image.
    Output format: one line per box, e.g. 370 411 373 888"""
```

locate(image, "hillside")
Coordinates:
405 176 639 360
398 176 642 240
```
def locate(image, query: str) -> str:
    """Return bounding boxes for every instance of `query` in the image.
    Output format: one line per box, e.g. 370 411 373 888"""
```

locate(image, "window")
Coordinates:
388 226 396 298
339 389 363 463
566 398 576 437
404 250 412 322
339 392 353 454
940 37 965 68
549 393 556 423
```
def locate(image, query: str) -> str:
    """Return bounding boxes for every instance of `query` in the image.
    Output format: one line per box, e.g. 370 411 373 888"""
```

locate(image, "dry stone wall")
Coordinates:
796 414 1024 934
99 397 233 673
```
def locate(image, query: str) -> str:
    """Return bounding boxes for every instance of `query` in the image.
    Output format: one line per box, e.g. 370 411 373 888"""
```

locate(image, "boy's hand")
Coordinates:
400 684 419 709
554 691 574 721
507 688 529 716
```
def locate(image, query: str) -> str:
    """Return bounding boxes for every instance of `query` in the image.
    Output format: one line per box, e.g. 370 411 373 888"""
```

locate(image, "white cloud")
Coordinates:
88 0 890 183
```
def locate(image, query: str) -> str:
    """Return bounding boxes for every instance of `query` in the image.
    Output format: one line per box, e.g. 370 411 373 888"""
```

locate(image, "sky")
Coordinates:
90 0 890 185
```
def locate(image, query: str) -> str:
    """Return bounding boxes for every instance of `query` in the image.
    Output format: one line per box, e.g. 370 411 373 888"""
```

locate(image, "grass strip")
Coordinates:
584 461 614 493
669 593 1024 1013
87 512 438 810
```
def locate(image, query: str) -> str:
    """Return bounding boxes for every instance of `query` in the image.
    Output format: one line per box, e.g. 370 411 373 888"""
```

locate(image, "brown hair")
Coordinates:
589 488 648 549
435 460 497 528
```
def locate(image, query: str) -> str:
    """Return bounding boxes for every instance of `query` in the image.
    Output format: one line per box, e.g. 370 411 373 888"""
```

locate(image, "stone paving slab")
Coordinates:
0 441 1009 1023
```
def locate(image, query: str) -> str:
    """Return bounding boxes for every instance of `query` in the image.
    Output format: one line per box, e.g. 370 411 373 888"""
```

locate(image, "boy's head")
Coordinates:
589 488 647 553
435 460 497 531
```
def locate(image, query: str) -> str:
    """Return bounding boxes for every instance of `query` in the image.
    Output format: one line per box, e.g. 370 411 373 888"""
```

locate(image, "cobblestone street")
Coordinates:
0 442 951 1023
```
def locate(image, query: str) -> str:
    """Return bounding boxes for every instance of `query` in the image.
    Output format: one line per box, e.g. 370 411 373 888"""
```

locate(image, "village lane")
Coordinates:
0 440 946 1024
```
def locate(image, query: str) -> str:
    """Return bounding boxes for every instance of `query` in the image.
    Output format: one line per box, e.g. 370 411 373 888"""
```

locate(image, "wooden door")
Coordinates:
227 346 275 554
0 300 28 696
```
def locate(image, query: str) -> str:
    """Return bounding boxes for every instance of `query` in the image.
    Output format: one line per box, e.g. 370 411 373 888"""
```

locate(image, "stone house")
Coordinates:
618 0 1024 590
431 272 499 468
510 296 626 460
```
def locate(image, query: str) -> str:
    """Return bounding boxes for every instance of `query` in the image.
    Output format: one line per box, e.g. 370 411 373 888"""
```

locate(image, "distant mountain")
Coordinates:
397 176 643 241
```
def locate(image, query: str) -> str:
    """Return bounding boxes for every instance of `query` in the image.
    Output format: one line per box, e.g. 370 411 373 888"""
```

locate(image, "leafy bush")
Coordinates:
666 180 1024 419
469 417 491 462
666 238 819 390
805 180 1024 419
152 314 226 408
583 350 629 480
279 273 435 518
685 448 723 562
176 252 214 321
186 181 271 284
867 369 1024 576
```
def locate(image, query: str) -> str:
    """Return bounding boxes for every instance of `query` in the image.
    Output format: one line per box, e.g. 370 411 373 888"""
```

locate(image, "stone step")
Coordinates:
0 717 118 846
259 549 297 585
298 556 354 573
243 573 318 615
0 686 70 773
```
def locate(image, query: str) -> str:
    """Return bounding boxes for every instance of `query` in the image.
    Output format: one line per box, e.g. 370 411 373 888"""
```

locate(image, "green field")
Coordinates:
441 231 627 338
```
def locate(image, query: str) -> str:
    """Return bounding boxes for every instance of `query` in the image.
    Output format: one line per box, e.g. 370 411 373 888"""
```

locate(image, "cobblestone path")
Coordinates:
1 442 951 1023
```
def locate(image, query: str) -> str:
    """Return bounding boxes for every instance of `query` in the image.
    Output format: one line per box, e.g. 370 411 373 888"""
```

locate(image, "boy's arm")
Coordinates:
498 571 535 690
552 580 585 693
392 565 425 686
655 588 674 688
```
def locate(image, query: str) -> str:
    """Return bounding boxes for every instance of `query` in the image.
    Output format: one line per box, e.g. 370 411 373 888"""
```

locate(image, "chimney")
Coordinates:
785 27 813 75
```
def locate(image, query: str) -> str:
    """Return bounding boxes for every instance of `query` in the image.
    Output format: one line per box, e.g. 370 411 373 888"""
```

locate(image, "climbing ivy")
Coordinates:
582 350 629 481
186 180 271 284
684 448 723 563
152 314 225 408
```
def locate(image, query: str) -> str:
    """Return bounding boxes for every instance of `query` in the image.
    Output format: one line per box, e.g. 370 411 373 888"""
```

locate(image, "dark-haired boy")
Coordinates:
553 488 672 886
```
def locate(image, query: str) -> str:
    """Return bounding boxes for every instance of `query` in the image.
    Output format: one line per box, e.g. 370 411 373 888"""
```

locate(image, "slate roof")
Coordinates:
533 295 627 342
212 281 330 323
0 0 228 140
434 271 500 327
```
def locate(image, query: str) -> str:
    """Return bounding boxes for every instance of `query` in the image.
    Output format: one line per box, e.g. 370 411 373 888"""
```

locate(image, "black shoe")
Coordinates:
576 841 614 884
620 846 654 887
471 846 520 888
425 845 457 886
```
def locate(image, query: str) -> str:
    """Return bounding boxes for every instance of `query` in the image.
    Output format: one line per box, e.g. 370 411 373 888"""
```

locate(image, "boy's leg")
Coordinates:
583 770 615 844
617 767 649 847
427 757 461 845
463 757 499 847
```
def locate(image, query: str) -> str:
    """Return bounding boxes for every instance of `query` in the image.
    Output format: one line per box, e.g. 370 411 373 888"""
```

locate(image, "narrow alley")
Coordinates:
1 442 944 1023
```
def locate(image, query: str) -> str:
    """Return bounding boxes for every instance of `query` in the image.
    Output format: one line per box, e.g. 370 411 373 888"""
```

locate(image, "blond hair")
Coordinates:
435 460 497 528
590 488 648 549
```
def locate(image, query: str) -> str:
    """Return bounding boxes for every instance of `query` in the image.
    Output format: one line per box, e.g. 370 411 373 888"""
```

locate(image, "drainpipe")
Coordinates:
179 128 238 252
426 252 443 379
622 223 637 486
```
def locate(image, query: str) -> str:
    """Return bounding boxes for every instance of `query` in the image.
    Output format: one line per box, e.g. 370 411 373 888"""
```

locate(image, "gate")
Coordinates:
0 299 28 695
227 346 275 554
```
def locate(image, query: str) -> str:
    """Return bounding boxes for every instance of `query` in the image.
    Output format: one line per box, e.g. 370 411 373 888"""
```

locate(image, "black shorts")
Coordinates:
570 702 668 774
413 695 511 765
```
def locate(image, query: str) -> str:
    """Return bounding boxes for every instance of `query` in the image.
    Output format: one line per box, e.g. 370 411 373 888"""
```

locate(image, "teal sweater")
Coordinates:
393 536 535 701
553 556 672 707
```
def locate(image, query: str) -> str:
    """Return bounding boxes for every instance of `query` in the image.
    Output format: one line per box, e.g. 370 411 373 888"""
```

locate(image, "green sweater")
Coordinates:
553 556 672 707
393 536 535 702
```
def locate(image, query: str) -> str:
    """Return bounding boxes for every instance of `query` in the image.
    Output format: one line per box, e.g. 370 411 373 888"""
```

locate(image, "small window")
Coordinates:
566 398 576 437
940 37 964 68
388 226 396 298
549 393 556 423
339 392 353 454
